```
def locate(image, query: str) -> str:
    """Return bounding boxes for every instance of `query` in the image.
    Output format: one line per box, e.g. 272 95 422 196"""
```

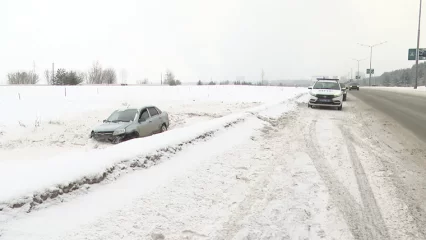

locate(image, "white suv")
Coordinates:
308 79 344 110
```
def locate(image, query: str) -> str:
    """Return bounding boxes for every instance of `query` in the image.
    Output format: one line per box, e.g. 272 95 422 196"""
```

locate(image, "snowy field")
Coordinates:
0 85 306 213
0 85 305 161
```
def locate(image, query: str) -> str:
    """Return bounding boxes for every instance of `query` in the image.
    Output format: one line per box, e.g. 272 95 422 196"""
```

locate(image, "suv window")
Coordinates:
139 109 150 121
148 107 159 117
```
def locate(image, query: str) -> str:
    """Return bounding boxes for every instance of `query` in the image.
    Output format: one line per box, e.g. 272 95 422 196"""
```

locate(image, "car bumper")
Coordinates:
309 96 342 107
92 132 124 143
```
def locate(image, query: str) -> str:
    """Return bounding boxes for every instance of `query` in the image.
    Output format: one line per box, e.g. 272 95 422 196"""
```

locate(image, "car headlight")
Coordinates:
334 92 343 97
309 92 317 97
113 129 126 135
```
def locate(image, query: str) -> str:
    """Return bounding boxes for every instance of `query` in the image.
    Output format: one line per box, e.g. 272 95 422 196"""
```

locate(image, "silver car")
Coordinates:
90 106 170 144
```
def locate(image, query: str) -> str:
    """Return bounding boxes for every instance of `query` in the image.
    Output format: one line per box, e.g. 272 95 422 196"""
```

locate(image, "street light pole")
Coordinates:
358 41 387 86
351 58 368 82
415 0 422 89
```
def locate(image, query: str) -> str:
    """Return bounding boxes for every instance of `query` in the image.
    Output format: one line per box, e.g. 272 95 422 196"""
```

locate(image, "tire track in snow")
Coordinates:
348 99 426 239
350 131 426 239
340 125 390 239
304 120 375 240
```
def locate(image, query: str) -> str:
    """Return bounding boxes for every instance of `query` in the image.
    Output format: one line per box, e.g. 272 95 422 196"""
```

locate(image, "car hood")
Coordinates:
93 122 132 132
310 89 341 95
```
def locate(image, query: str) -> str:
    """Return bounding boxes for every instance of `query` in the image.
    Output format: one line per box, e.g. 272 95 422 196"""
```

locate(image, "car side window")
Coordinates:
155 107 162 114
139 109 150 121
148 107 159 117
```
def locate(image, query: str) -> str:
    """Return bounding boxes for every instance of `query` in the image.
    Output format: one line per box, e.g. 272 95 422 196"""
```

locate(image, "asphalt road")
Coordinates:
351 88 426 142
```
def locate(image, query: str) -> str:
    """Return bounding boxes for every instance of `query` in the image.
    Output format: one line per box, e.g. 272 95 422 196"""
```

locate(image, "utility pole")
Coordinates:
161 72 162 85
351 68 353 80
261 69 265 85
358 41 387 86
415 0 423 89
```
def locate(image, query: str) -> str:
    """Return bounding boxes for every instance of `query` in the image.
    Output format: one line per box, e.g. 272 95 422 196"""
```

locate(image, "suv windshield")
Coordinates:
313 81 340 90
106 109 137 122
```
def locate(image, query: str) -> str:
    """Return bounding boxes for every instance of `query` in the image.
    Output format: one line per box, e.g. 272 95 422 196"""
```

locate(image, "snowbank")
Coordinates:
364 86 426 97
0 93 305 211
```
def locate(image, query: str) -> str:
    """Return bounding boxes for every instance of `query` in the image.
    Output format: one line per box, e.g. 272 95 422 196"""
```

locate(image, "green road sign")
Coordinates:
367 69 374 74
356 76 360 79
408 48 426 60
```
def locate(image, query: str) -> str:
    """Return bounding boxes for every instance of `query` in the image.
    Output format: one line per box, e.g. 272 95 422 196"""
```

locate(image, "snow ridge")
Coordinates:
0 118 245 215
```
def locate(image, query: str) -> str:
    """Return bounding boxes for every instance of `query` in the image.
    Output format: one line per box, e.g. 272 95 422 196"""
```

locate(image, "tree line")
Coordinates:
368 62 426 87
7 63 184 86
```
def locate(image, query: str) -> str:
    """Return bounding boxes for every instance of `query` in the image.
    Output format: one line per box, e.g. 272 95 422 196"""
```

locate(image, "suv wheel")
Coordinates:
337 105 342 111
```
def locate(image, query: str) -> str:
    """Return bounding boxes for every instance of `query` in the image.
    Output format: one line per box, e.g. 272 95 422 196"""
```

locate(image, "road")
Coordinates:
2 93 426 240
350 88 426 142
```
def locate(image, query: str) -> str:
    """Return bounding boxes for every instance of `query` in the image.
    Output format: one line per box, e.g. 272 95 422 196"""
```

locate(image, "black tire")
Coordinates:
160 124 168 133
343 95 347 101
337 105 342 111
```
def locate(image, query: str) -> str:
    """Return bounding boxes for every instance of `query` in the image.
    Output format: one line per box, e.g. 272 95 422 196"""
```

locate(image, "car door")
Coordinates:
137 108 152 137
147 107 162 134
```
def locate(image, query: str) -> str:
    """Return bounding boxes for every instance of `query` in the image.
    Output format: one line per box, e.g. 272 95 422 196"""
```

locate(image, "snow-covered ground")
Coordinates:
0 85 304 161
1 86 424 240
365 86 426 96
0 86 306 211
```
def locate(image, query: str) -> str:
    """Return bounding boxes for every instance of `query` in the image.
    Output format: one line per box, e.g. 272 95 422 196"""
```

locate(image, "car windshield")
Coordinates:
313 81 340 90
106 109 137 122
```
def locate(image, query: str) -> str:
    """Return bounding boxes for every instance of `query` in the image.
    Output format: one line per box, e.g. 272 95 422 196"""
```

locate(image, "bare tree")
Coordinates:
7 71 39 84
101 68 117 84
88 61 103 84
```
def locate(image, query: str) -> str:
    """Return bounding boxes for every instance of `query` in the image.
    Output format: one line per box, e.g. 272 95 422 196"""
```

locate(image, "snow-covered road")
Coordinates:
1 93 426 240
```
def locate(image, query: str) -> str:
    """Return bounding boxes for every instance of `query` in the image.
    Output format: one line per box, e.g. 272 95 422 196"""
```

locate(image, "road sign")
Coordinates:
367 69 375 74
356 76 360 79
408 48 426 60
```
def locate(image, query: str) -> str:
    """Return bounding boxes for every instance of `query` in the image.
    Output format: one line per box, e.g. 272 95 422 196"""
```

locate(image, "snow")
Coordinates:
2 86 422 239
365 86 426 96
0 85 304 161
0 115 265 240
0 86 307 209
0 98 353 240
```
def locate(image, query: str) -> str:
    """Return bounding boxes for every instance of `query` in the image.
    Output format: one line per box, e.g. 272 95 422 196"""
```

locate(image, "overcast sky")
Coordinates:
0 0 422 84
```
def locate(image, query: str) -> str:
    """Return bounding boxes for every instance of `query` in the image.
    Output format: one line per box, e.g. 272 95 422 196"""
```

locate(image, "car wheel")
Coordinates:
337 105 342 111
160 124 168 133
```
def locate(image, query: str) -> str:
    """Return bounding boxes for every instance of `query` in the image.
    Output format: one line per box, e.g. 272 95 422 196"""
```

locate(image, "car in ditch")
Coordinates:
308 78 344 110
90 106 170 144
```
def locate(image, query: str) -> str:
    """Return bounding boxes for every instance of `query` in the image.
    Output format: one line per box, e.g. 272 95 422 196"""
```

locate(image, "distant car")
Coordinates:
90 106 170 144
348 83 359 90
308 78 344 110
339 83 348 101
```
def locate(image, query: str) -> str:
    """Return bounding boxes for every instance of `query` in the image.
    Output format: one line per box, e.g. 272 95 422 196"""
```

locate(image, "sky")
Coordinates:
0 0 423 84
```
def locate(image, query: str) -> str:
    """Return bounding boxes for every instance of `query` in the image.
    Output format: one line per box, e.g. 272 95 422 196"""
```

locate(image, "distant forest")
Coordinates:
365 62 426 87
